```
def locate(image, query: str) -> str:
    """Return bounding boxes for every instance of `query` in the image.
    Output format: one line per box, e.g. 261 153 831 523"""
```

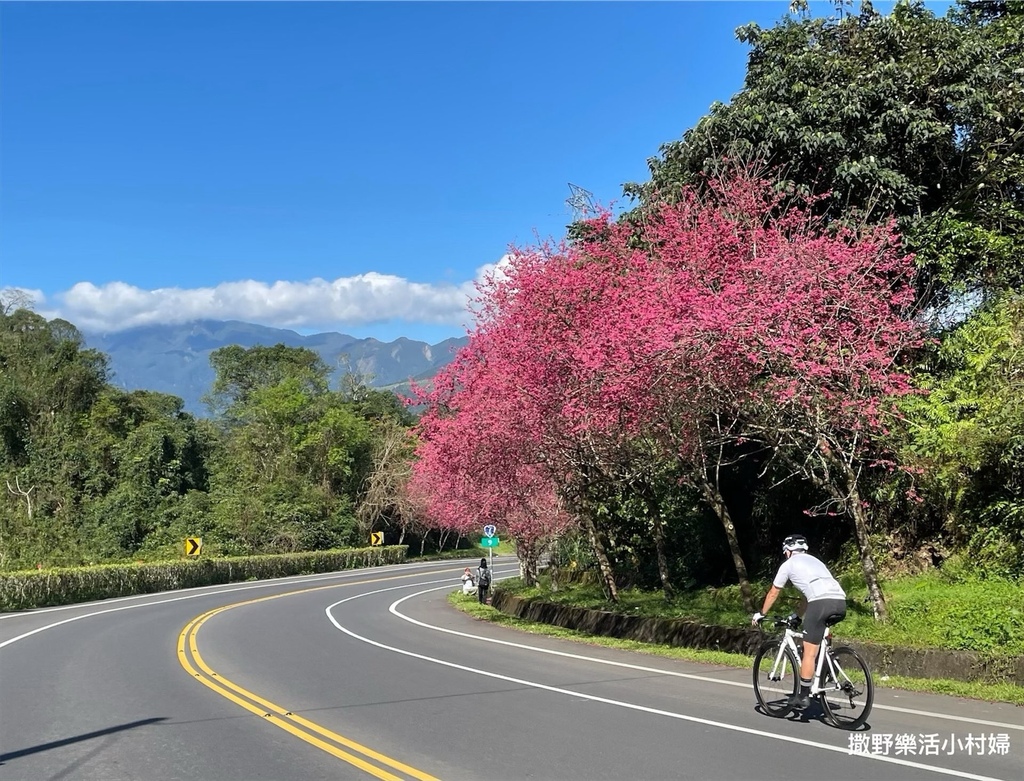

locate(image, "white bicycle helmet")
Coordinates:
782 534 809 553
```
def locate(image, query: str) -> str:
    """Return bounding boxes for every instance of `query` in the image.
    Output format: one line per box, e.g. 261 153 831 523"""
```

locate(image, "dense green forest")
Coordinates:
0 306 425 569
1 1 1021 609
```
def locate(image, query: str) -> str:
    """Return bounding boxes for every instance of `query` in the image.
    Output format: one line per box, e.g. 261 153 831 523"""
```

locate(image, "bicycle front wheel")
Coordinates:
752 639 799 717
820 646 874 729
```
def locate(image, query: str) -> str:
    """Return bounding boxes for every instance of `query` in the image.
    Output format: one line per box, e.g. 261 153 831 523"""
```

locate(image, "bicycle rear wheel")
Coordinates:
752 639 799 717
820 646 873 729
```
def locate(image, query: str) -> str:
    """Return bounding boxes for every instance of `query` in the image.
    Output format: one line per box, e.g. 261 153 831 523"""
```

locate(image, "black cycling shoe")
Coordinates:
787 692 811 709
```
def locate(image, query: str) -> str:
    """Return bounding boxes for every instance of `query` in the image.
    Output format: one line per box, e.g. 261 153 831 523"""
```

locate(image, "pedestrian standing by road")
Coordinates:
476 558 492 604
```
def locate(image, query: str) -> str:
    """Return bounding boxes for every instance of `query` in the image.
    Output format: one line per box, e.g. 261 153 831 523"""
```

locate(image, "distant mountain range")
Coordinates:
84 320 469 415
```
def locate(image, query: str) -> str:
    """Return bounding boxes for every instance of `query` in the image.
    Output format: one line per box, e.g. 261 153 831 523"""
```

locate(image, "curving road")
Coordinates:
0 557 1020 781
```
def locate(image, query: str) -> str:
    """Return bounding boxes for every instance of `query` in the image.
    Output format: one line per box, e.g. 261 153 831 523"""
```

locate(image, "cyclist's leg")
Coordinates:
785 634 816 709
804 598 847 678
798 599 844 705
804 598 846 646
800 641 819 682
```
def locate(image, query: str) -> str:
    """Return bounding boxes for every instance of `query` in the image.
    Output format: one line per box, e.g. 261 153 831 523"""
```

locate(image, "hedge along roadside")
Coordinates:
0 546 408 612
491 591 1024 688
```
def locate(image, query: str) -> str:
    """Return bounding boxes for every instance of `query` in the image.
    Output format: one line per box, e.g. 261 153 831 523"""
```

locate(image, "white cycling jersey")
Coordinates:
773 551 846 602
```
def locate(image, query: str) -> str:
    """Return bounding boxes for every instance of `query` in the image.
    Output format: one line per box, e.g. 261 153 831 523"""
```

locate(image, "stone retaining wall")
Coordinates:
491 591 1024 687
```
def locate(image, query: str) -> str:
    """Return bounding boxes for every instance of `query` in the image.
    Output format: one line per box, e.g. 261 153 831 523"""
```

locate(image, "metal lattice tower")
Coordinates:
565 183 595 221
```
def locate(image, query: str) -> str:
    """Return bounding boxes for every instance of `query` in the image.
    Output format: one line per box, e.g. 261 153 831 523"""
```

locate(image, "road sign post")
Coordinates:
482 526 498 570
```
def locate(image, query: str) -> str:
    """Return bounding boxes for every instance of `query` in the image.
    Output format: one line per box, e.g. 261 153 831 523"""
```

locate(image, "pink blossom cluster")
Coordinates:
410 175 922 547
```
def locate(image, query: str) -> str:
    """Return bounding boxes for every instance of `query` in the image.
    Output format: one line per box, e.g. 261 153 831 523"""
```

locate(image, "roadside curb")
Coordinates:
491 591 1024 687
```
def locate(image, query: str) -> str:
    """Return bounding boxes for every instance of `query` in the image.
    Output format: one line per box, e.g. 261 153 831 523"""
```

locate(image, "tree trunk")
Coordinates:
831 457 889 622
548 554 561 592
697 476 755 612
518 539 539 586
6 478 34 520
580 511 618 602
652 516 674 598
637 480 674 598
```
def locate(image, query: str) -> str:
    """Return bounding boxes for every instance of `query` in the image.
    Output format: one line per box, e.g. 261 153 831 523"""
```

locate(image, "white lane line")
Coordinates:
0 571 356 621
0 560 471 649
325 584 1012 781
392 575 1024 733
867 703 1023 731
0 559 479 622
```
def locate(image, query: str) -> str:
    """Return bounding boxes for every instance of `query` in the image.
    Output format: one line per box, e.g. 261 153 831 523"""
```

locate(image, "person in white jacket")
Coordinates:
461 567 477 596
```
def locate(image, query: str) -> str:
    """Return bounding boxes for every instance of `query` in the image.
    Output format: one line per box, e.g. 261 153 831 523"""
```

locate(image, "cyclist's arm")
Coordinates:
759 584 782 615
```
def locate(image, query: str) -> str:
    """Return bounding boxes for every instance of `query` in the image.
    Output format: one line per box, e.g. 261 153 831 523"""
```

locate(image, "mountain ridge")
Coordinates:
83 319 468 415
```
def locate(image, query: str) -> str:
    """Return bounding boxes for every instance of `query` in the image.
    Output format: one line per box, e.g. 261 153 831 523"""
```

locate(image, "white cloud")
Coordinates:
462 254 516 323
472 253 514 286
14 272 497 334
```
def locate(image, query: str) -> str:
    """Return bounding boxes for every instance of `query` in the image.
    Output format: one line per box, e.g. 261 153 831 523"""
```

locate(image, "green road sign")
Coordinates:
480 536 500 548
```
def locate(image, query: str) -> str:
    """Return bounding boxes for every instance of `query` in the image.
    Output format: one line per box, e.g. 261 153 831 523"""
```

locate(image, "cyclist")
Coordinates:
751 534 847 709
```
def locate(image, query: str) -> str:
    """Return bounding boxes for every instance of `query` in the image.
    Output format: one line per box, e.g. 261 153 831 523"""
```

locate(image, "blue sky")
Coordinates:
0 0 935 344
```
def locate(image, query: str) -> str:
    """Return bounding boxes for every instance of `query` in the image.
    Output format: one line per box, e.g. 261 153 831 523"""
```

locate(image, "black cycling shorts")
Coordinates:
803 598 847 644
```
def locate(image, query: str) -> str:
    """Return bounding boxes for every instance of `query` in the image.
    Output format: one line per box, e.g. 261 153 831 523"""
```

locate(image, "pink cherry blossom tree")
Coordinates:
568 175 922 618
409 334 574 586
413 172 921 617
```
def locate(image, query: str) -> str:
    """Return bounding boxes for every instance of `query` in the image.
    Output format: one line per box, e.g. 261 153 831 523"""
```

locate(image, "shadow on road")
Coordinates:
753 703 871 732
0 717 167 764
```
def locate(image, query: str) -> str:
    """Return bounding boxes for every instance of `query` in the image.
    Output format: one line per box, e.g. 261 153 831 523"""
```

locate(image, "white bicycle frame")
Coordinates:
770 624 838 696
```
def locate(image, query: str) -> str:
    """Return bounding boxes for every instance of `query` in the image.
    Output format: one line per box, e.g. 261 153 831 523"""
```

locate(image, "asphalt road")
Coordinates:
0 557 1020 781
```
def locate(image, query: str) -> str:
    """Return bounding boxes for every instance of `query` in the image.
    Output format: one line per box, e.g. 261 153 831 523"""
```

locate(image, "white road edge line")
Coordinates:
325 582 1014 781
0 559 481 622
0 560 472 649
419 572 1024 733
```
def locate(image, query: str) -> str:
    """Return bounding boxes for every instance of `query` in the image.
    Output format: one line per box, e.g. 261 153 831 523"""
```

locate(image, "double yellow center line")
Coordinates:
177 574 441 781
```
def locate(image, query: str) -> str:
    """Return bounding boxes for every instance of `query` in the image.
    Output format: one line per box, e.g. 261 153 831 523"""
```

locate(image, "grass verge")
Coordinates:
497 571 1024 657
446 590 1024 706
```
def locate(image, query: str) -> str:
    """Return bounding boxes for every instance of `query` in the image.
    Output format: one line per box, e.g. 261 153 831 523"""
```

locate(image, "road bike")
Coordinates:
752 614 874 730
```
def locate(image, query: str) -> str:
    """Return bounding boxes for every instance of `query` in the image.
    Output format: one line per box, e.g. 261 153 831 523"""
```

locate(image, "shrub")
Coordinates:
0 545 407 612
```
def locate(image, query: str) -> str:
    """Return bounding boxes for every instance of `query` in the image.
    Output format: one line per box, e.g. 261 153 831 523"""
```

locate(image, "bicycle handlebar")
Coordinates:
756 613 802 630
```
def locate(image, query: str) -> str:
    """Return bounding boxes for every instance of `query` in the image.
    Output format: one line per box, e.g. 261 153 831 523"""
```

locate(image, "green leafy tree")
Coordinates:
901 293 1024 575
0 306 216 566
206 343 330 417
0 310 108 564
204 345 378 553
629 0 1024 308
